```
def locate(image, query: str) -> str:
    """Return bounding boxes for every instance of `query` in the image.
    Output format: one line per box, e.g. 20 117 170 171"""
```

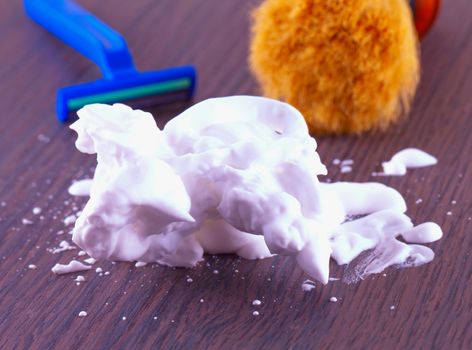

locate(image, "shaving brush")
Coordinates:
250 0 440 134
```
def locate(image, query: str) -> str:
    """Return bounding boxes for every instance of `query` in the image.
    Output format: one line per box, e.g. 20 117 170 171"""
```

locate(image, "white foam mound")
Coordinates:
69 96 442 284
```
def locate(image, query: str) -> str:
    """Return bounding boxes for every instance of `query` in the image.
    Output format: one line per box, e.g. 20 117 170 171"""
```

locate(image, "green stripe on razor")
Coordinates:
67 78 192 110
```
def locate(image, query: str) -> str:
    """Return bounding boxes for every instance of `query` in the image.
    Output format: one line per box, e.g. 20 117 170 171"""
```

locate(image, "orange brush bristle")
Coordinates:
250 0 421 134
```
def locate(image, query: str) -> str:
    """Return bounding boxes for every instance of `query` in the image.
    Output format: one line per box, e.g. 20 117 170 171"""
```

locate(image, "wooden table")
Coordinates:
1 1 471 348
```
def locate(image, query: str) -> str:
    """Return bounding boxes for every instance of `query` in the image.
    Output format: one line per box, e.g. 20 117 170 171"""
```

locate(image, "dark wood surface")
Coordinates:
1 1 471 349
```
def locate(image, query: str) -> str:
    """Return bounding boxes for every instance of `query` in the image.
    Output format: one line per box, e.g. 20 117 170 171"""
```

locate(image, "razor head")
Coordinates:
56 65 196 122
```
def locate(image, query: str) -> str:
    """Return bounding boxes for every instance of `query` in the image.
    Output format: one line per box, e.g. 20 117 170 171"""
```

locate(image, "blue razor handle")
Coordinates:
24 0 197 122
25 0 135 78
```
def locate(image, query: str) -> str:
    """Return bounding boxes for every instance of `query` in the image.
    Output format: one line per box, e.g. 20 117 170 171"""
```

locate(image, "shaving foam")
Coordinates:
69 97 442 284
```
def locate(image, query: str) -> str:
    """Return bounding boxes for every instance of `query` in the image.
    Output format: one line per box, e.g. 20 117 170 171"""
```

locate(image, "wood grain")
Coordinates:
0 0 471 349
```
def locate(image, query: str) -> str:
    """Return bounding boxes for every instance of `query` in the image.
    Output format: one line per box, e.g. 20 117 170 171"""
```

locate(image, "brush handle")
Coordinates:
24 0 135 79
410 0 441 39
